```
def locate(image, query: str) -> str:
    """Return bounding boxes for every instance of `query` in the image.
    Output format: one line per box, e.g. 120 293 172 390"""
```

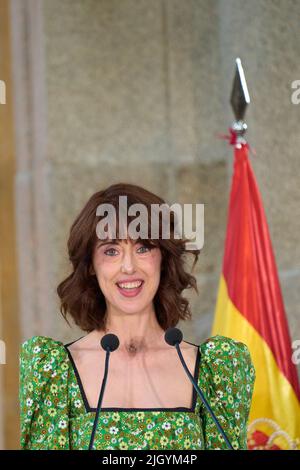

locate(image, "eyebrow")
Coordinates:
97 239 118 247
96 239 139 248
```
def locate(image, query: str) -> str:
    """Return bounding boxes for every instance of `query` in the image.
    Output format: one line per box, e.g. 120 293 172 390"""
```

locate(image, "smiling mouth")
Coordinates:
116 280 144 290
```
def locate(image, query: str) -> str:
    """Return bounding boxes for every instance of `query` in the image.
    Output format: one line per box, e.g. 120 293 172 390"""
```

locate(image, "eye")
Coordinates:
104 248 118 256
137 245 151 253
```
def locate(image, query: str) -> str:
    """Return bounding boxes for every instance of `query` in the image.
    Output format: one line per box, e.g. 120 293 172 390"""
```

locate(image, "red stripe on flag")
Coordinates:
223 144 300 399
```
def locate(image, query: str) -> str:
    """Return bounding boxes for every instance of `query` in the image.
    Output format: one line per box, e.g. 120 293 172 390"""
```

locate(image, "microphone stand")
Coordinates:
88 348 111 450
175 342 234 450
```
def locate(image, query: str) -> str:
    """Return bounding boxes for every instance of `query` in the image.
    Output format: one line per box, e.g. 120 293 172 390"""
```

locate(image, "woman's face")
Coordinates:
92 238 162 315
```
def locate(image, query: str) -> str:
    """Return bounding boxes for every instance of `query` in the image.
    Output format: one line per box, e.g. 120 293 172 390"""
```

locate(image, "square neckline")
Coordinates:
64 337 201 414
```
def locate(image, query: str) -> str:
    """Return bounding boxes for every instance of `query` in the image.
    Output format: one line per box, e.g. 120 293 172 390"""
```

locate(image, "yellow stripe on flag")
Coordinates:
212 275 300 449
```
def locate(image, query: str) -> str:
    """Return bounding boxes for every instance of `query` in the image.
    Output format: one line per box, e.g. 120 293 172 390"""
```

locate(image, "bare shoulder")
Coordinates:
181 340 199 353
66 331 100 354
181 341 199 363
182 340 198 348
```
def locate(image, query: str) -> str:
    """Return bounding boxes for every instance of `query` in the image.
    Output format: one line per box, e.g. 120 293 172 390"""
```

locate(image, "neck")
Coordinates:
95 305 165 356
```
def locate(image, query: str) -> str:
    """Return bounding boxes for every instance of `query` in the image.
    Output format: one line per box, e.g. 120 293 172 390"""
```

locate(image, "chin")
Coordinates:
112 299 151 314
118 303 146 314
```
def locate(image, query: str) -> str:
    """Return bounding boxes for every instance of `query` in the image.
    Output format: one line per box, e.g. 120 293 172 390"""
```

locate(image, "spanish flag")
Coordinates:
212 140 300 449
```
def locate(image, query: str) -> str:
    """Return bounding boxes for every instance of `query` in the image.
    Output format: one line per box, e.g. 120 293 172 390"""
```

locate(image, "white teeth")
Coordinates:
117 281 143 289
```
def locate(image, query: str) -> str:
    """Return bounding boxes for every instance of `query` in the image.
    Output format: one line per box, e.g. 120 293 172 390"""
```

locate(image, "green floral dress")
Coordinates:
19 334 255 450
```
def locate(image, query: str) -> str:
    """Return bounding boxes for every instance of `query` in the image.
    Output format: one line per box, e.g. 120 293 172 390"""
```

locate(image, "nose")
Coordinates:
121 245 136 274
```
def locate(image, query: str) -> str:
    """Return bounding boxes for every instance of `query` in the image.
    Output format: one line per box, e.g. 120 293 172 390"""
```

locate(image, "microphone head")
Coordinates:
164 327 183 346
101 334 120 352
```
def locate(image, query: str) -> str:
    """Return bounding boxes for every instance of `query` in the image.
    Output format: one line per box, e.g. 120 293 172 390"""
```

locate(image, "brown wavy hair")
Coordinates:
57 182 200 332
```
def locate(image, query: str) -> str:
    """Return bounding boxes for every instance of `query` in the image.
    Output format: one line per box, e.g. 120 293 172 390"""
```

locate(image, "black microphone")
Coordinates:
164 327 234 450
88 334 119 450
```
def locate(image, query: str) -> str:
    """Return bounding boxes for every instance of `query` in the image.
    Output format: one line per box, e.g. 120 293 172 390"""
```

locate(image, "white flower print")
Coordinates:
145 431 154 440
162 422 171 430
112 413 120 422
48 408 57 417
58 435 66 446
160 436 169 446
58 420 67 429
26 398 33 407
50 384 58 394
48 424 54 433
109 427 119 435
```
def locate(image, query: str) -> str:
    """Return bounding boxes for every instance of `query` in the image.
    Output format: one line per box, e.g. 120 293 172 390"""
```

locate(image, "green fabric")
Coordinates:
19 334 255 450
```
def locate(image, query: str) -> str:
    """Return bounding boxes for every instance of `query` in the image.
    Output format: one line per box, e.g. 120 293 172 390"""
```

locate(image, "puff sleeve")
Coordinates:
19 336 70 450
198 335 255 450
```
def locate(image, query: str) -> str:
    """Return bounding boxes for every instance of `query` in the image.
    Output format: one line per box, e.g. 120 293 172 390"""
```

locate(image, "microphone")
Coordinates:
164 327 234 450
88 334 120 450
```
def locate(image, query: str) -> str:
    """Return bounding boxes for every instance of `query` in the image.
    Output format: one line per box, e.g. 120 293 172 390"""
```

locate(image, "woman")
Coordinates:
19 182 255 450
